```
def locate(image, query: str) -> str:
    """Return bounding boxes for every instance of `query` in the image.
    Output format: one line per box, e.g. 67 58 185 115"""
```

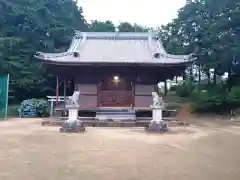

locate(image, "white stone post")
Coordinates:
151 107 163 124
67 107 78 123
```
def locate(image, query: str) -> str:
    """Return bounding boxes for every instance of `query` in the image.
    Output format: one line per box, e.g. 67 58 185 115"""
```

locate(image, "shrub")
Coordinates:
226 86 240 109
169 85 178 92
18 98 49 117
191 85 240 113
175 82 195 98
191 91 226 113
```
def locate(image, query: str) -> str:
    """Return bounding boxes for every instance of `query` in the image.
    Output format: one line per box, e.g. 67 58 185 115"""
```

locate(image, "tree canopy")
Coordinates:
164 0 240 113
161 0 240 77
0 0 89 101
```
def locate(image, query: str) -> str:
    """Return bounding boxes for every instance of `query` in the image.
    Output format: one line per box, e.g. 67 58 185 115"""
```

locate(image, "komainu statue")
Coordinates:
151 92 165 108
68 90 80 107
60 89 85 133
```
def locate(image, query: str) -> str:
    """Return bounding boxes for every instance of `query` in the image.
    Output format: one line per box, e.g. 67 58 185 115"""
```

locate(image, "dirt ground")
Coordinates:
0 119 240 180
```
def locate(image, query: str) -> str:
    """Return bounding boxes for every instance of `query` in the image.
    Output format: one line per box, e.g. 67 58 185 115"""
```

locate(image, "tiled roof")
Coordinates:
35 31 194 65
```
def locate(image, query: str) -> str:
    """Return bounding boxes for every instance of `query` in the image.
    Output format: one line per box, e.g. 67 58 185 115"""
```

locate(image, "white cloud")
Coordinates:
78 0 186 27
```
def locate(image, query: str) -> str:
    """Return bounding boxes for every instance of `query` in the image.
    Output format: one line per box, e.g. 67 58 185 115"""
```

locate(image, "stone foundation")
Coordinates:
60 120 85 133
145 121 168 133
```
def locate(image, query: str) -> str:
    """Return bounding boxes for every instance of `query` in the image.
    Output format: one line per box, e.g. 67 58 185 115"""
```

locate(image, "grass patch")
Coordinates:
8 104 19 117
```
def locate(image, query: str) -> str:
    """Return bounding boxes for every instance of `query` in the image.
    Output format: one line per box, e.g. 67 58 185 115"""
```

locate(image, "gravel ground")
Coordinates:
0 118 240 180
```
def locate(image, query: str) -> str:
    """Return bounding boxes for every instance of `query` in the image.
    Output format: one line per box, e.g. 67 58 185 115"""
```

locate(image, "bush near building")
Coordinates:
171 82 240 114
18 99 49 118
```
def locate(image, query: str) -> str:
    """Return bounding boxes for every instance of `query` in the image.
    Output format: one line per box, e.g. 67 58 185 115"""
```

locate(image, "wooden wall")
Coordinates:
134 85 153 107
76 84 154 108
76 84 98 107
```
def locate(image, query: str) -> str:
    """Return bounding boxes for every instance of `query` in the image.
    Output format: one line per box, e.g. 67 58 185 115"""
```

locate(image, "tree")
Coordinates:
164 0 240 114
161 0 240 85
0 0 88 102
89 20 115 32
88 21 150 32
118 22 149 32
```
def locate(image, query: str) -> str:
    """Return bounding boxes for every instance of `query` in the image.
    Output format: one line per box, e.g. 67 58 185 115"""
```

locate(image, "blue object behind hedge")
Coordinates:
18 99 49 118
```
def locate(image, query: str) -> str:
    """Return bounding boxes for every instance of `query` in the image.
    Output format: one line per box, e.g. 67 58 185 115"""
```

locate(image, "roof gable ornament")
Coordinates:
153 52 161 58
115 27 119 33
74 34 81 39
73 52 79 57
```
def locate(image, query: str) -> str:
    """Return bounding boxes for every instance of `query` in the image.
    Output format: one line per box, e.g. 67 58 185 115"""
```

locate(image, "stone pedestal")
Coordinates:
146 107 168 133
68 108 78 121
152 107 163 123
60 108 85 133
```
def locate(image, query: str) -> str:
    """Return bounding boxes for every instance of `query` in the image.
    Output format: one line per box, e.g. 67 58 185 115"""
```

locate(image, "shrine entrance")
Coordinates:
98 76 134 107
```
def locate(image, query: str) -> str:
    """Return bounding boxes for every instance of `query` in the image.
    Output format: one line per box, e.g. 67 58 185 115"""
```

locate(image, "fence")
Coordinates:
0 75 9 120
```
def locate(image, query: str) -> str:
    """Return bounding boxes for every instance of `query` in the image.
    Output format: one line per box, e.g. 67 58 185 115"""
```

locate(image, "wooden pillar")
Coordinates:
63 78 67 106
164 80 168 96
50 76 59 117
56 76 59 106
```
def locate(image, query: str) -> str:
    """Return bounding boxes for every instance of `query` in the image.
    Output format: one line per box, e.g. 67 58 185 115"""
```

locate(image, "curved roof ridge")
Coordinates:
156 41 167 55
35 52 75 60
146 34 156 59
75 31 157 39
165 54 191 60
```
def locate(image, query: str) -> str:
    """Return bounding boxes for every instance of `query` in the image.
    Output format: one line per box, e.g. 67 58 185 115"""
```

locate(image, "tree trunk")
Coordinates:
213 69 217 84
198 65 201 91
182 71 186 81
227 66 232 91
190 67 194 81
206 69 211 84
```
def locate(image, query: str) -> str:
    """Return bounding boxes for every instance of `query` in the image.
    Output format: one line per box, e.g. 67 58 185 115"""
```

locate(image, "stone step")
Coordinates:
96 109 136 121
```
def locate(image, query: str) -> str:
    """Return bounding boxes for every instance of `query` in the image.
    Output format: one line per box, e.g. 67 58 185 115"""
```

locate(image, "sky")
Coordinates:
78 0 186 28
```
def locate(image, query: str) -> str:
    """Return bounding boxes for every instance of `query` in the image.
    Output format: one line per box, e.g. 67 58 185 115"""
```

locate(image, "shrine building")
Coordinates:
35 31 194 115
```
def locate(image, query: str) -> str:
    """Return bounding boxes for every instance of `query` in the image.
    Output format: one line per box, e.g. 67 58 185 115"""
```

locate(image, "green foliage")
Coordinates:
89 20 115 32
89 20 150 32
175 82 195 98
0 0 88 102
226 86 240 109
169 85 178 92
191 85 240 113
161 0 240 84
118 22 149 32
191 91 225 113
161 0 240 114
8 105 20 117
36 99 49 117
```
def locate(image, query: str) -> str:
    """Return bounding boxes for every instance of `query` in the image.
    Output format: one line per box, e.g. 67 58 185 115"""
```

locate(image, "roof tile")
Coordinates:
35 32 194 65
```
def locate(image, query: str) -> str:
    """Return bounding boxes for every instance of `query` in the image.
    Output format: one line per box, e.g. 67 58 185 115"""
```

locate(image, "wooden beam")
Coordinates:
63 78 67 107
